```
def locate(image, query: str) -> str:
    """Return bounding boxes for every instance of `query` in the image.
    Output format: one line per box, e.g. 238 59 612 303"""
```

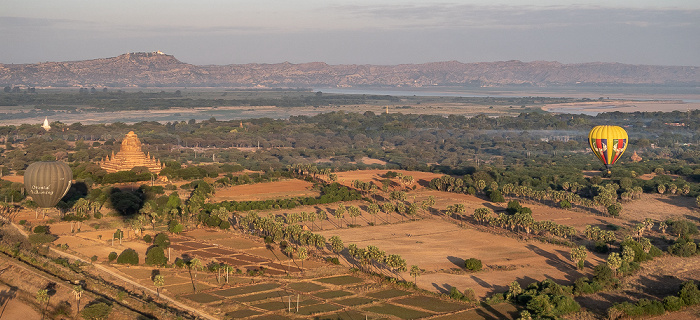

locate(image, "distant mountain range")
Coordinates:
1 52 698 88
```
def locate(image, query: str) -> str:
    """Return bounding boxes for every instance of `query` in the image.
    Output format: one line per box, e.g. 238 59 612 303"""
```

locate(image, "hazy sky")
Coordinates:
2 0 699 66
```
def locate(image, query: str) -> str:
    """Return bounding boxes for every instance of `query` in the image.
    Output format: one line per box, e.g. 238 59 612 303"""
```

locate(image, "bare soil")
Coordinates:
210 179 318 202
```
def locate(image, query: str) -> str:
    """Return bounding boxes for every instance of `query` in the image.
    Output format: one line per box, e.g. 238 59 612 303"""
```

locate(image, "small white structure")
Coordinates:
42 117 51 131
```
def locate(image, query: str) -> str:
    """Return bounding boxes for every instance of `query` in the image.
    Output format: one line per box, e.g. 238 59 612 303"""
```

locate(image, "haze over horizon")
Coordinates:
2 0 699 67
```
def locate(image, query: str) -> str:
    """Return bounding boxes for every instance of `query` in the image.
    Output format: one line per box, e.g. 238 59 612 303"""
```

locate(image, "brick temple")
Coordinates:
99 131 163 174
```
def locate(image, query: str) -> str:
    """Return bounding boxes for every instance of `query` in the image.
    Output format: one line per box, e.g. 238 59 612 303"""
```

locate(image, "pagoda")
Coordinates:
99 131 163 174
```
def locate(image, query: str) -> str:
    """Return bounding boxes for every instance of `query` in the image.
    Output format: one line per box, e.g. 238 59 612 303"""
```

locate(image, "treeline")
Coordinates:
209 183 362 212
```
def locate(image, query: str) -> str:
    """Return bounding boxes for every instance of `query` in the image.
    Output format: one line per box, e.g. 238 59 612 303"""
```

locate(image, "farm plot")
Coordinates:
211 179 318 202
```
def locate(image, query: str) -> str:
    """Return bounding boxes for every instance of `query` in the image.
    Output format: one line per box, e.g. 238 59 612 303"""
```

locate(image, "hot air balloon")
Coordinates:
588 125 628 174
24 161 72 217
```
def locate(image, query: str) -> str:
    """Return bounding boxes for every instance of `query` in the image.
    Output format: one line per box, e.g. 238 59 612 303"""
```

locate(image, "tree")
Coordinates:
116 248 139 265
154 274 165 297
80 302 112 320
570 246 587 270
607 252 622 276
73 285 84 315
622 245 635 263
334 204 346 228
473 207 492 225
297 247 308 268
187 258 203 292
330 235 344 257
36 289 50 319
145 246 167 266
154 232 171 249
410 265 421 283
464 258 482 271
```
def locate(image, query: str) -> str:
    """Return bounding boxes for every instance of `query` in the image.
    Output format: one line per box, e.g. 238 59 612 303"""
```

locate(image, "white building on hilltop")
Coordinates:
42 117 51 131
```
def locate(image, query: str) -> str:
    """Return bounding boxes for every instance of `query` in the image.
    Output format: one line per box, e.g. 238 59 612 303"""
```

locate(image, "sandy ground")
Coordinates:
332 169 445 190
211 179 318 202
0 284 40 320
318 219 604 299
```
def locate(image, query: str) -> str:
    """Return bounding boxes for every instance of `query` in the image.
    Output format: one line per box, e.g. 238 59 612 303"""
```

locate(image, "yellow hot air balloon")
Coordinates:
588 125 628 173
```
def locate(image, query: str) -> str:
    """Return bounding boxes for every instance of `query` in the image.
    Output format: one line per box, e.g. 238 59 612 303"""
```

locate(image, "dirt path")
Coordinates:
3 219 219 320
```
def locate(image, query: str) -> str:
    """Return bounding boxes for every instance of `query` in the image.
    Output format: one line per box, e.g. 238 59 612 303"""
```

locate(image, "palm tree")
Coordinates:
410 265 421 283
72 285 83 315
284 245 296 270
154 274 165 297
334 204 346 228
36 289 49 320
297 247 308 268
187 258 203 292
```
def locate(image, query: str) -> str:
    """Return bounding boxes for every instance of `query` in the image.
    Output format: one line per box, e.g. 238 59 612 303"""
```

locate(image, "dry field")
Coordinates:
332 169 445 190
210 179 318 202
542 100 700 114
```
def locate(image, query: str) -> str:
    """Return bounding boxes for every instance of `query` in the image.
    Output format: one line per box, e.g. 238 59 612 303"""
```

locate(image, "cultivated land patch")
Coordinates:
364 303 434 319
318 218 603 299
332 169 444 190
314 275 365 286
211 179 318 202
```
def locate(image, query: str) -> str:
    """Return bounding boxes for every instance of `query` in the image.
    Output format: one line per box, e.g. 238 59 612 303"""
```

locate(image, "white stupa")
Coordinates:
42 117 51 131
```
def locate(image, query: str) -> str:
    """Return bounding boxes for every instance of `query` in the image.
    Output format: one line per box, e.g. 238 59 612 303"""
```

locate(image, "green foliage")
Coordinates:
33 225 49 234
609 299 665 318
145 246 167 266
116 248 139 265
663 295 684 311
606 203 622 217
668 237 698 257
81 302 112 320
28 233 57 245
512 279 580 319
143 234 152 243
107 252 118 262
488 189 505 203
168 220 184 234
668 219 698 237
153 233 170 249
464 258 482 271
679 281 700 306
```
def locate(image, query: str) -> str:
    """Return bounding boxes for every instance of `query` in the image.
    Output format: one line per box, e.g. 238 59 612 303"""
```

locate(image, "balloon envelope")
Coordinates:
588 125 629 170
24 161 72 208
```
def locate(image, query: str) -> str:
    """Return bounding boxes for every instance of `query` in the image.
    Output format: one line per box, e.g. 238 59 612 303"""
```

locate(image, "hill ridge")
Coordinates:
1 52 698 87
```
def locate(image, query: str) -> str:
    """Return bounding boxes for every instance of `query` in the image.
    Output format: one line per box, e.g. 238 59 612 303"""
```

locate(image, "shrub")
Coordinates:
464 258 483 271
325 257 340 265
153 233 170 249
168 220 184 234
594 241 610 253
90 255 98 263
93 211 102 219
489 190 505 203
143 234 152 243
449 287 464 300
593 264 614 285
33 225 49 234
145 246 167 266
663 295 684 311
559 200 572 209
107 252 118 263
19 220 26 225
679 281 700 306
28 233 57 245
81 302 112 320
669 240 697 257
219 220 230 229
116 248 139 265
